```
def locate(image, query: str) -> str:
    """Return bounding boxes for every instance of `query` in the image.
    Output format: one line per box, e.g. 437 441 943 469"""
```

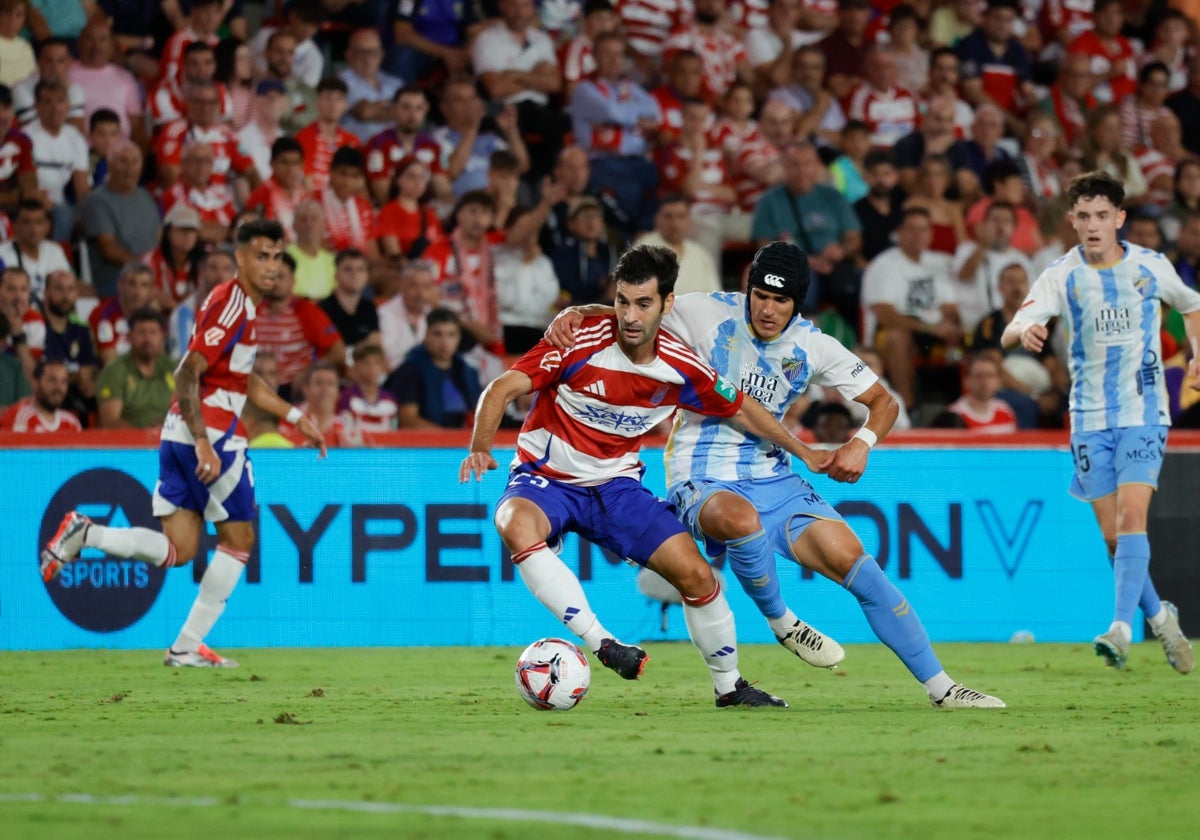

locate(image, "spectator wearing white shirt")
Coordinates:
12 37 85 132
378 259 436 372
0 201 70 303
237 80 288 183
635 194 721 296
25 79 89 243
951 200 1031 335
495 206 560 354
861 206 963 408
472 0 566 180
251 0 325 88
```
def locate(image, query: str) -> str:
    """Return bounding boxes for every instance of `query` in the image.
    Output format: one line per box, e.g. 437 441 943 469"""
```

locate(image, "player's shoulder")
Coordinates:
1039 246 1083 281
198 279 247 319
1123 242 1175 271
568 314 617 354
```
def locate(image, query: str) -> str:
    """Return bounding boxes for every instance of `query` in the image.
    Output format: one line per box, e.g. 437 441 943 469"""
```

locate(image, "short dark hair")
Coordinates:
488 149 521 174
453 189 497 216
1092 0 1121 13
658 192 691 209
287 0 325 24
1067 170 1126 209
331 145 364 171
611 244 678 300
984 0 1020 13
426 307 461 330
33 357 69 381
983 159 1023 194
864 149 895 170
89 108 120 132
236 218 285 244
1139 61 1169 85
335 248 367 267
393 84 427 103
128 307 165 331
183 40 215 58
280 251 297 273
888 3 919 26
270 136 304 161
986 199 1017 220
33 78 67 102
929 46 957 67
0 84 12 108
842 119 870 136
36 36 72 57
316 77 349 95
901 205 932 224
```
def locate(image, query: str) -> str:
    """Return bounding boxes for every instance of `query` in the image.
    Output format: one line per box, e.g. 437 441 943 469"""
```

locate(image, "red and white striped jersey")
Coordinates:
560 35 596 86
143 247 194 305
295 122 361 194
149 78 232 129
844 83 919 149
316 188 376 253
1067 31 1138 104
156 120 254 185
1040 0 1093 44
0 398 82 432
21 308 45 360
162 180 236 228
158 27 221 84
728 0 769 31
244 177 312 241
657 142 733 214
364 128 443 188
732 135 780 212
509 316 743 485
163 279 257 446
618 0 693 57
663 24 748 101
255 295 341 386
710 117 760 158
89 298 130 358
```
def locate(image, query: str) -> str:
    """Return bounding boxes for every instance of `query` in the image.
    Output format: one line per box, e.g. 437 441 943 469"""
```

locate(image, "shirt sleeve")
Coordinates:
298 300 343 353
809 333 879 400
1153 256 1200 314
1010 267 1066 326
511 336 571 391
96 360 125 403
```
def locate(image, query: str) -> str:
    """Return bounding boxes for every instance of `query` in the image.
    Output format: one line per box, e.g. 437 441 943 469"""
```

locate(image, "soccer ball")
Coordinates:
514 637 591 711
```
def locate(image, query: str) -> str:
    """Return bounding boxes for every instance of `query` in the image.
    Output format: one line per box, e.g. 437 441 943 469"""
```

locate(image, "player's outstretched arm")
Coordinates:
823 382 899 484
175 350 220 484
731 396 829 476
1001 319 1047 353
247 373 328 458
544 304 614 350
1184 310 1200 391
460 369 534 482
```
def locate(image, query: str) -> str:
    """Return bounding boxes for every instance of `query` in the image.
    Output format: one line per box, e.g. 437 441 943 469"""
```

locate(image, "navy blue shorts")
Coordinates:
498 473 688 566
152 438 256 523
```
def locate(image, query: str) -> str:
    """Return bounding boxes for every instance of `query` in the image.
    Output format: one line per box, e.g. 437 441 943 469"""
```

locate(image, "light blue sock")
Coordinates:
844 554 942 682
724 528 786 620
1108 551 1162 620
1113 533 1151 626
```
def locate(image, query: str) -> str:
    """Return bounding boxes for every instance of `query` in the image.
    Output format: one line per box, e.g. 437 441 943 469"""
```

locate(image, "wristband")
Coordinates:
852 427 877 449
285 407 304 425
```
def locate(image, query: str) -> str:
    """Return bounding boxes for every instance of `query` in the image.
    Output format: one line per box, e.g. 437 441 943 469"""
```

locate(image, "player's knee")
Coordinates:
700 496 761 541
670 560 717 600
170 538 198 566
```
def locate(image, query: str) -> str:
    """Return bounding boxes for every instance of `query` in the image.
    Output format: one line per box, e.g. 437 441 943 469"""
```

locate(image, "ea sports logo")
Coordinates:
763 273 786 288
39 469 166 632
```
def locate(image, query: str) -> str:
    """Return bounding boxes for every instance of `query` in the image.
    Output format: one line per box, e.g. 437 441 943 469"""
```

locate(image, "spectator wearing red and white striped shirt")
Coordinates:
155 80 259 191
161 141 236 245
651 49 706 146
89 262 157 366
843 46 920 150
560 0 620 100
317 147 376 255
617 0 693 60
946 355 1018 433
149 42 232 131
363 87 446 208
0 358 81 432
1119 62 1174 152
294 78 360 194
256 256 345 399
1136 111 1190 207
244 137 312 241
663 0 752 102
1065 0 1137 106
731 99 792 213
157 0 223 84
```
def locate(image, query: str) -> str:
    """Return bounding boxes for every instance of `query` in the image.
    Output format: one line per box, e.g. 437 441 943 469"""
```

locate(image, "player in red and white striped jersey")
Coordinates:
461 244 828 707
41 221 325 669
0 359 81 432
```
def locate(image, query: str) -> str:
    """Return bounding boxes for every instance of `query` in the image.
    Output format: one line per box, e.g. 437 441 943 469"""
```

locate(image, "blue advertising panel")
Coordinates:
0 446 1119 651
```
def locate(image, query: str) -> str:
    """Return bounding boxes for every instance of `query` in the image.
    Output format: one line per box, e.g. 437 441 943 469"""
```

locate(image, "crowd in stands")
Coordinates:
2 0 1200 441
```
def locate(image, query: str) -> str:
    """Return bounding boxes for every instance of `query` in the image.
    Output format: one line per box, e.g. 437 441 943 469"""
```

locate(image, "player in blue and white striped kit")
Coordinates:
1003 171 1200 673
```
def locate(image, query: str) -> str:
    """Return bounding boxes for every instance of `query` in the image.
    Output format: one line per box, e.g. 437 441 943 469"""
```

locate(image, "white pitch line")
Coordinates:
0 793 790 840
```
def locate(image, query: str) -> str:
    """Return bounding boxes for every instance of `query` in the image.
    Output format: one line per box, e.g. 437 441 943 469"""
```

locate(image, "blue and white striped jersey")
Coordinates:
1011 243 1200 433
662 292 877 485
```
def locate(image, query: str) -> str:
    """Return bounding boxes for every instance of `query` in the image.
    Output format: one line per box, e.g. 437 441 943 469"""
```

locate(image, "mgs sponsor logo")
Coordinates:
40 469 166 632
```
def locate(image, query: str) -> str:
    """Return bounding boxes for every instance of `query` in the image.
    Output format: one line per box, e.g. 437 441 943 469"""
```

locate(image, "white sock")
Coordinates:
681 582 741 695
86 525 175 567
923 670 955 700
515 542 610 651
1146 608 1168 632
171 546 247 653
766 608 799 637
1107 621 1132 642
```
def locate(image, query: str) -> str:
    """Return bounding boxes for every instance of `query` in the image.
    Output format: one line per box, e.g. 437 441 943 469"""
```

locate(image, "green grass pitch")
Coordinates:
1 641 1196 840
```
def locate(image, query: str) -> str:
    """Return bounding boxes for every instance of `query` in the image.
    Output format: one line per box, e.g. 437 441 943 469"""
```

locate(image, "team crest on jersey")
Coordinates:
781 356 808 384
539 349 562 371
204 327 225 346
650 384 669 405
1135 265 1154 297
714 375 737 403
